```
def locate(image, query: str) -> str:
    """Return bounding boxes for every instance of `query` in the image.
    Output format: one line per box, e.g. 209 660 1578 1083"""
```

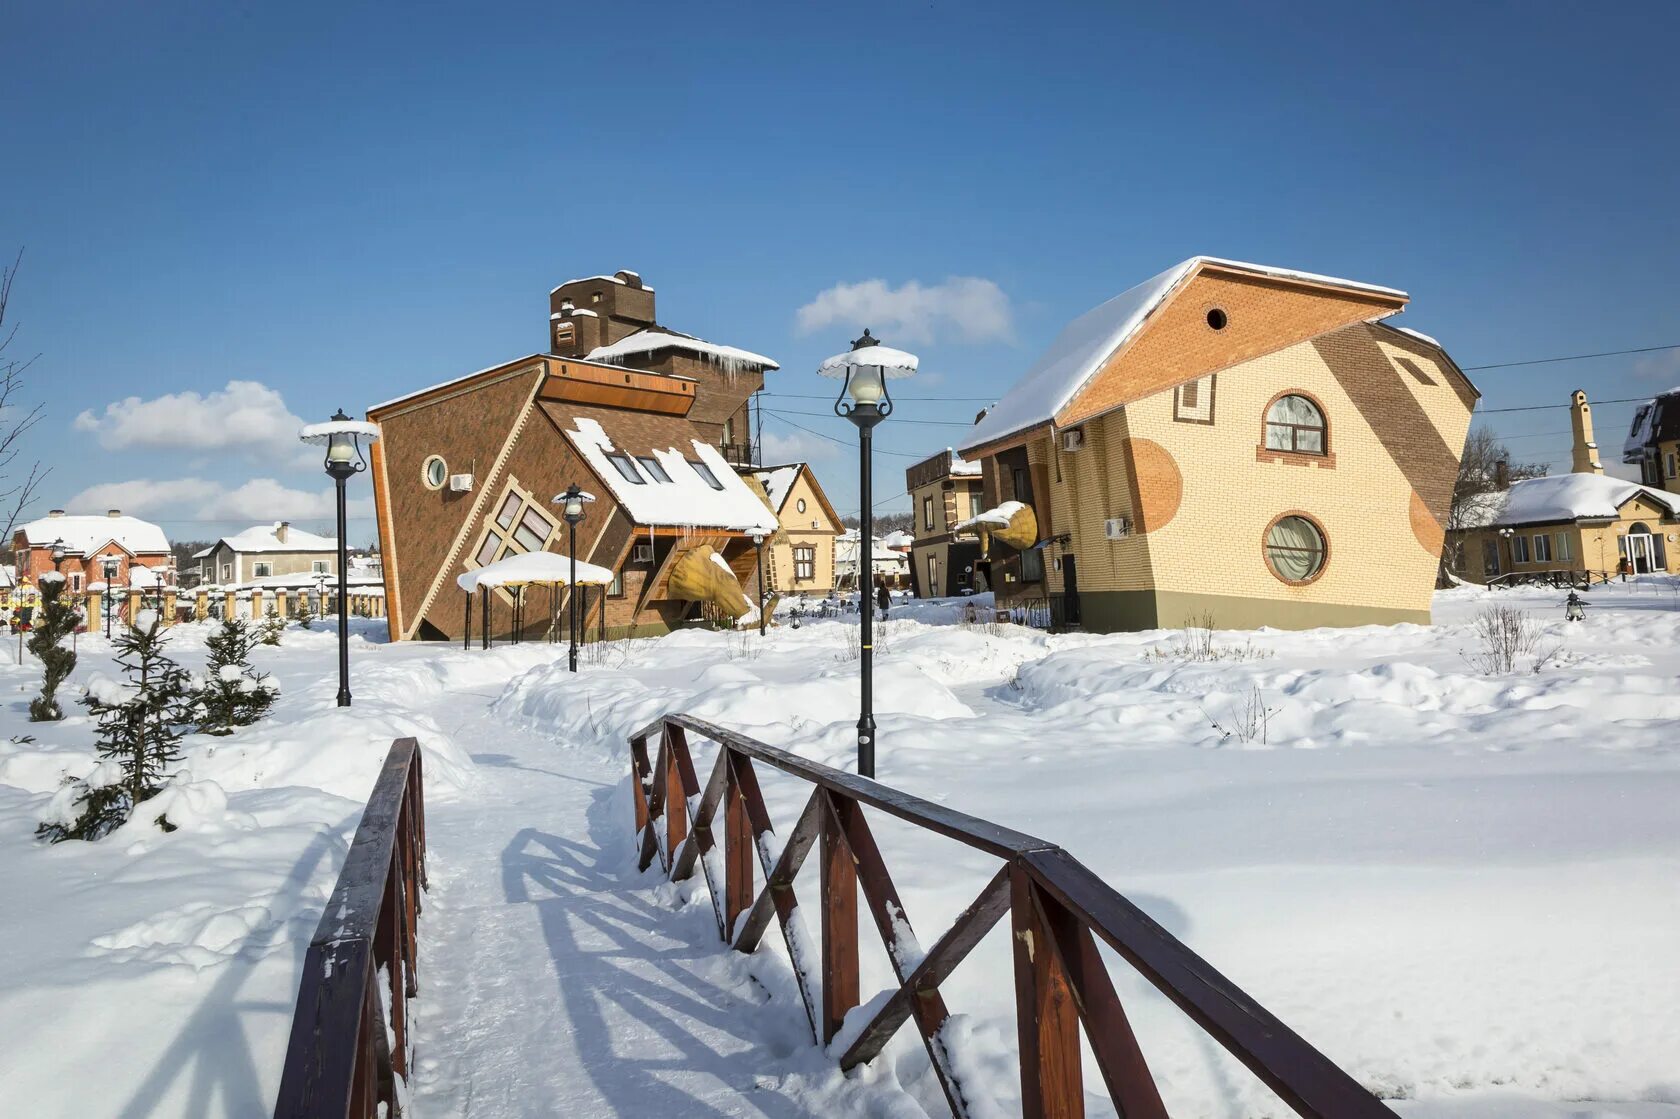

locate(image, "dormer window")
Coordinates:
637 455 672 483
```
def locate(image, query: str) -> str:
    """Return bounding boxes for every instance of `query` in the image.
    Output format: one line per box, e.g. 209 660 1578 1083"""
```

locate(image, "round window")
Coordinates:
1264 514 1327 584
796 498 807 513
1206 308 1228 330
423 456 448 489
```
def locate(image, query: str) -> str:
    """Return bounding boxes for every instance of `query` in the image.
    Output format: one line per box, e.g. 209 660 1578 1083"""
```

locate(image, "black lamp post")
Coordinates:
101 554 119 638
301 408 380 707
751 530 767 636
819 329 917 780
552 484 595 673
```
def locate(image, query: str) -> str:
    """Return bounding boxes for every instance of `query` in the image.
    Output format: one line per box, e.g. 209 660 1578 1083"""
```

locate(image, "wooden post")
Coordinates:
723 752 753 937
251 588 265 622
821 791 859 1045
223 590 236 621
86 589 102 627
1011 864 1083 1119
663 727 687 870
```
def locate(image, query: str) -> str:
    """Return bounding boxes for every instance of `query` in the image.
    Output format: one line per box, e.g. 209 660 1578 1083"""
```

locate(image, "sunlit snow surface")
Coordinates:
2 584 1678 1117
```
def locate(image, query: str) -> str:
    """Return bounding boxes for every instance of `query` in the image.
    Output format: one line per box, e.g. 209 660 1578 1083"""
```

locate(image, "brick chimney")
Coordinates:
1494 459 1511 490
47 509 63 518
1569 389 1604 475
276 521 290 544
107 508 121 518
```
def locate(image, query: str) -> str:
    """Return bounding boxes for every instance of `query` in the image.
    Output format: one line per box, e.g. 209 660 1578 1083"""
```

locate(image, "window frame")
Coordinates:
468 481 562 574
253 561 273 578
1262 512 1330 586
637 455 672 483
1510 535 1530 564
311 559 330 575
1262 392 1329 457
606 453 646 484
793 545 816 582
1556 532 1572 563
689 460 724 490
923 496 934 531
1532 533 1552 563
422 455 449 490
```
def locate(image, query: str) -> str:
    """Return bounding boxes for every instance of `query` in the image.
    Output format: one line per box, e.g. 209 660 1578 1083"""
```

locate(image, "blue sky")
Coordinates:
5 1 1677 543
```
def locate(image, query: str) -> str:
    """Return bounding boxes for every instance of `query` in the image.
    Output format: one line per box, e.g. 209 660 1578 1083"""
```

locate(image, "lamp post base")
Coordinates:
857 714 876 779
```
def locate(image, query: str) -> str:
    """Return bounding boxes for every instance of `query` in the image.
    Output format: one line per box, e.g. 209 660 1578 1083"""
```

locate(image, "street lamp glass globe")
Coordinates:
847 364 886 407
751 531 765 545
327 430 355 466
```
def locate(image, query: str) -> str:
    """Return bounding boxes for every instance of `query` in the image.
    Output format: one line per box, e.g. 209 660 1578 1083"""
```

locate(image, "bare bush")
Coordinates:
1150 612 1271 663
1465 605 1551 674
1201 686 1276 746
728 628 763 662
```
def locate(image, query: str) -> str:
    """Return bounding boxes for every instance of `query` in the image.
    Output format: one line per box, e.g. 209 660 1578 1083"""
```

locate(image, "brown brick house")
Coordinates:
954 257 1480 632
13 509 172 598
369 271 780 641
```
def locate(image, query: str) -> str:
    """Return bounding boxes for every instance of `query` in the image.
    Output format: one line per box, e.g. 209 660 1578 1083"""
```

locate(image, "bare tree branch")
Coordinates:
0 249 49 553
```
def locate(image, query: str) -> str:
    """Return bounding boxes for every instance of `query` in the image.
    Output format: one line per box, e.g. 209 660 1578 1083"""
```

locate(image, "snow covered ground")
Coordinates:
1 583 1677 1117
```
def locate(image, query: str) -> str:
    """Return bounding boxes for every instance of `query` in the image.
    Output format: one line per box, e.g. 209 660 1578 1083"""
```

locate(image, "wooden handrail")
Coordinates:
274 738 428 1119
630 715 1398 1119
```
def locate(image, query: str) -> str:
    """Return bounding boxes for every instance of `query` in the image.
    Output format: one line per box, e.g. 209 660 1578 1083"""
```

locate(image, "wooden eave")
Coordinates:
958 421 1052 463
538 361 697 416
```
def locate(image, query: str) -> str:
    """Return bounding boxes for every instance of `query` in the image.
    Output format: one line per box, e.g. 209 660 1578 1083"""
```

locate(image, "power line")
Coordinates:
1462 342 1680 372
1477 394 1656 415
765 406 975 428
763 391 994 403
758 408 926 460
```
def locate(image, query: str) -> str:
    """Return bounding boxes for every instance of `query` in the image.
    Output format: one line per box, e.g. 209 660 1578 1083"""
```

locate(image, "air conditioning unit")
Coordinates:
1061 429 1085 452
632 544 654 563
1104 517 1130 540
448 474 475 492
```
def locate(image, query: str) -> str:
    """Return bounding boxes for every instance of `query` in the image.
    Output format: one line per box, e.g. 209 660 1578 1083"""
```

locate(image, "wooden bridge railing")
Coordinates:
630 714 1398 1119
274 738 428 1118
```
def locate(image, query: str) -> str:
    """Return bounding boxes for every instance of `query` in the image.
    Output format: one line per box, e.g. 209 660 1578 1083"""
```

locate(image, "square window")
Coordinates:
1174 374 1216 423
495 495 520 530
476 534 501 566
254 562 273 578
312 560 330 574
512 523 546 553
520 506 555 541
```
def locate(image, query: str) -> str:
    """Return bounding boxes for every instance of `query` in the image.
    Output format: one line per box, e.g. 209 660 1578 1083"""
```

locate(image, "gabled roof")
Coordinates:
750 462 843 530
960 257 1410 455
1464 472 1680 529
1622 389 1680 463
557 411 779 535
215 522 338 554
585 326 779 372
16 514 169 555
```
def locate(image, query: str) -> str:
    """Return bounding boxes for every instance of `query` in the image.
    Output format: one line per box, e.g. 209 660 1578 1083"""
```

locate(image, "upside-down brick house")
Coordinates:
954 256 1480 632
749 462 843 595
368 270 781 642
905 449 986 597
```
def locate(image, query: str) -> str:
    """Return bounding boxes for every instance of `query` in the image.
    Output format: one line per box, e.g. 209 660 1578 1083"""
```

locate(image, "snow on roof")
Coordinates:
563 417 780 535
1392 326 1440 348
125 566 167 589
218 523 338 554
961 257 1406 452
456 550 613 593
585 327 779 372
880 530 914 549
947 450 981 477
17 513 169 556
550 308 600 319
955 500 1027 534
1468 473 1680 529
753 464 802 512
549 273 656 295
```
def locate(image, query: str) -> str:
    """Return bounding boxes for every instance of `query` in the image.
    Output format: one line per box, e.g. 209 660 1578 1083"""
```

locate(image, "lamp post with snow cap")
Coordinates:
552 484 596 673
820 329 917 780
300 408 380 707
751 530 767 636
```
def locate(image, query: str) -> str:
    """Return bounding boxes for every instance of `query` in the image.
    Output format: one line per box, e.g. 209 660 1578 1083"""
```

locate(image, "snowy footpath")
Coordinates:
3 584 1679 1117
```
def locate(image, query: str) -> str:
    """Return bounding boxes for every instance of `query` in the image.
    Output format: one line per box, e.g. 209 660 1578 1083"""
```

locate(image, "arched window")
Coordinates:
1264 514 1327 584
1264 394 1326 455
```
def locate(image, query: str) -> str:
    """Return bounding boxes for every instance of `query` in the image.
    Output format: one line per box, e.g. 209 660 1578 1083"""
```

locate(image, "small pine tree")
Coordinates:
28 575 80 721
260 605 284 646
37 612 192 842
195 617 277 735
296 596 315 629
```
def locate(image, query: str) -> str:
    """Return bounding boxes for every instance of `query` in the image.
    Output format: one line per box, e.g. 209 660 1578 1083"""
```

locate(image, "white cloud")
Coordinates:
1633 348 1680 384
66 477 372 522
73 380 309 457
759 431 838 463
795 277 1013 345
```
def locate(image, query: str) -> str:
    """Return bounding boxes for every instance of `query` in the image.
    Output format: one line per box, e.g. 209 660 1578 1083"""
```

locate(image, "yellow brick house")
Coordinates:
955 256 1479 631
748 462 843 595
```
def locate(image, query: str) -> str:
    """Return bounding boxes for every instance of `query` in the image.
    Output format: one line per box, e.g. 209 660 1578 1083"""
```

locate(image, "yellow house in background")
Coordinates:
1457 473 1680 581
955 256 1479 632
748 462 843 595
